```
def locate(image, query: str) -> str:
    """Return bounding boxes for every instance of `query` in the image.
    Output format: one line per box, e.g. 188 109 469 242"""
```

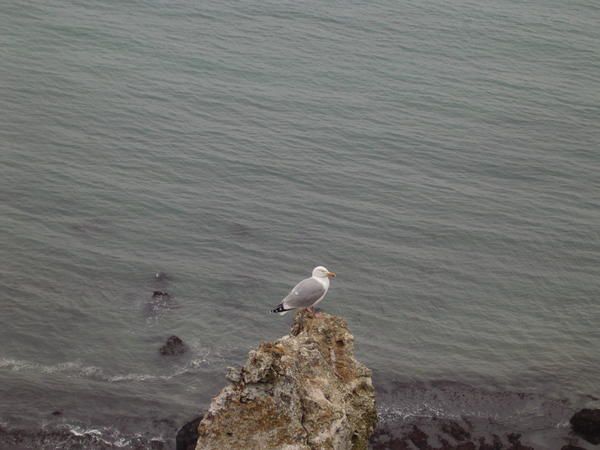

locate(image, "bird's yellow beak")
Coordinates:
326 271 336 278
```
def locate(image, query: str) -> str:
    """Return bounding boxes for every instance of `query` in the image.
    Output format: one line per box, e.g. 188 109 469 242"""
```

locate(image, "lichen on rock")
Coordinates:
195 310 377 450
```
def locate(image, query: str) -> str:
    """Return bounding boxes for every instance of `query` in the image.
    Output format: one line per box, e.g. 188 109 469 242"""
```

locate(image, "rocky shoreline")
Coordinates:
1 311 598 450
178 311 598 450
1 409 595 450
369 378 599 450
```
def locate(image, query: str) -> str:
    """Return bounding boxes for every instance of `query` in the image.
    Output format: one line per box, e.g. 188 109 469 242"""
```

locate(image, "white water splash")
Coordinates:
0 354 214 383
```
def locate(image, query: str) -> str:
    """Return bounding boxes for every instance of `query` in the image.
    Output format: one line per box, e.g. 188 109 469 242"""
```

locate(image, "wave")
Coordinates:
0 423 168 450
0 354 214 383
374 379 574 431
377 402 455 423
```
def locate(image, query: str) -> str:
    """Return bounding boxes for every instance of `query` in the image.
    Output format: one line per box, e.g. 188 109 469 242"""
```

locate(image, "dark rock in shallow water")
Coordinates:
159 335 186 355
404 425 428 448
371 377 585 450
150 438 166 450
154 271 170 282
176 416 203 450
153 271 172 291
370 419 539 450
570 408 600 444
561 445 587 450
50 410 62 416
441 420 471 442
152 290 170 299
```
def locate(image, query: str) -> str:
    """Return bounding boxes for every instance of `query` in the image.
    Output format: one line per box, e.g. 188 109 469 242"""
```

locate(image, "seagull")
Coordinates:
272 266 336 315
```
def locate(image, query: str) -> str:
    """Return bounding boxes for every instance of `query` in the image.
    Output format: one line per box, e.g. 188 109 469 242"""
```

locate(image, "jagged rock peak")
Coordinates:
195 310 377 450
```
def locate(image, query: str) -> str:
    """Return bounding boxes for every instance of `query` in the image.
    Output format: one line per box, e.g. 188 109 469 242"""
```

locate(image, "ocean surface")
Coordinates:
1 0 599 448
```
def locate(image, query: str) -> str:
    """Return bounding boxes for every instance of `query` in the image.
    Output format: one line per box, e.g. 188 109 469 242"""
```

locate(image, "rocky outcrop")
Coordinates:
570 408 600 444
176 416 203 450
194 310 377 450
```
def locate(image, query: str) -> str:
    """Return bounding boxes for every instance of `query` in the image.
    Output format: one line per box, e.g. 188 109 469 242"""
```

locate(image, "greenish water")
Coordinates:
1 0 599 448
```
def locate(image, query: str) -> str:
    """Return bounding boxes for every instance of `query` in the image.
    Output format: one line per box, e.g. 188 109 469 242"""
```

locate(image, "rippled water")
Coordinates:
1 0 599 448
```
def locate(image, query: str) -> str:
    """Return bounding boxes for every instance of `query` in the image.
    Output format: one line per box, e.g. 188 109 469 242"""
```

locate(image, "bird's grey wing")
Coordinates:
282 278 325 309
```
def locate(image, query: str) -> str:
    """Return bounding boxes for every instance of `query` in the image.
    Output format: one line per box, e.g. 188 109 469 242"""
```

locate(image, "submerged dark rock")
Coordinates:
570 408 600 444
154 271 170 282
441 420 471 442
159 335 186 355
152 271 172 292
370 418 546 450
152 290 170 299
176 416 203 450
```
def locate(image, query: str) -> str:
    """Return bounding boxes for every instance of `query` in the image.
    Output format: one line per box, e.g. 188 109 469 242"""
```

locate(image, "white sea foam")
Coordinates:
64 425 165 449
0 353 214 384
68 426 103 437
377 403 459 423
0 358 34 371
0 358 107 379
0 419 165 449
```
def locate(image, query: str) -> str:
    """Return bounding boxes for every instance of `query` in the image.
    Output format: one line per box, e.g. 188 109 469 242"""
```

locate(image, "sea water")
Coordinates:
1 0 599 448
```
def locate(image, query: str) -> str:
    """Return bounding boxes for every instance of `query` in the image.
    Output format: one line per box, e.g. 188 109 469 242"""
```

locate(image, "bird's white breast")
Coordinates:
312 276 330 306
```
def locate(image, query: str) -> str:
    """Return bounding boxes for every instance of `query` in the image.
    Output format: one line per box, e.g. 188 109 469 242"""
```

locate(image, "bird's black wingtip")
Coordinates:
272 304 286 314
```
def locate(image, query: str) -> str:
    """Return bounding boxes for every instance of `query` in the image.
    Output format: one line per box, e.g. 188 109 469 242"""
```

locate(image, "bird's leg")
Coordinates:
306 306 321 317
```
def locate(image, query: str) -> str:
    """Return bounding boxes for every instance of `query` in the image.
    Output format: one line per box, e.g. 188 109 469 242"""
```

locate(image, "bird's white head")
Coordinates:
312 266 336 279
